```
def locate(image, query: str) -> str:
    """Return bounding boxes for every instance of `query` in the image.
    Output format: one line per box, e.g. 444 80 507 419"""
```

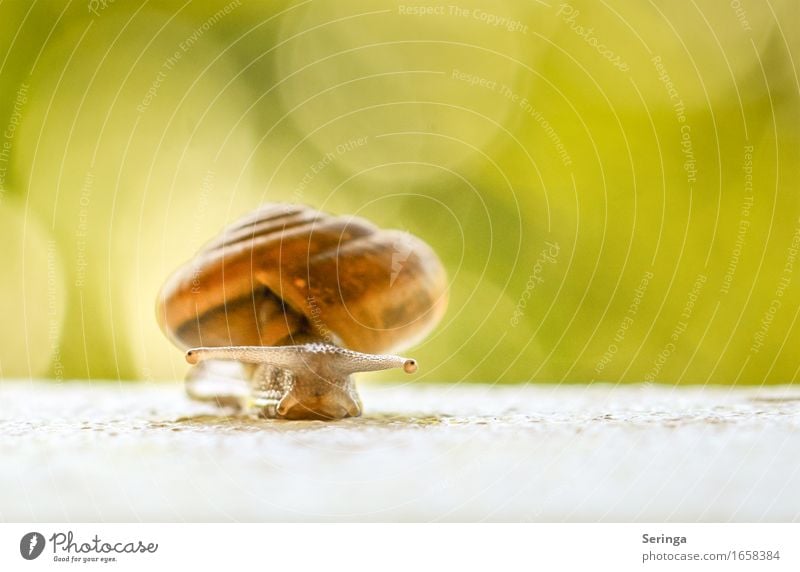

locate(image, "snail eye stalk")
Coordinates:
185 343 417 377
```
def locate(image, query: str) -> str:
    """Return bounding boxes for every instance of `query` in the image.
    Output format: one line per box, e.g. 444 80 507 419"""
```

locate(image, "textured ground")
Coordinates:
1 381 799 522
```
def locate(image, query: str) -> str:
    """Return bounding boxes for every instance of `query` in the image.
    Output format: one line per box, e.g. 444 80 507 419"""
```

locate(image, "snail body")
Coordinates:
156 203 447 420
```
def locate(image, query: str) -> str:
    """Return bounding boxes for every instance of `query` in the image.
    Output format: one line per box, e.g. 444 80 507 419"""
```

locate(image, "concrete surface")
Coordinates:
1 381 799 522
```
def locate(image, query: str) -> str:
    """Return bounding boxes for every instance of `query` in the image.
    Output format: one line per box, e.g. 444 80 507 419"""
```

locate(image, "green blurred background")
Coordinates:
0 0 798 384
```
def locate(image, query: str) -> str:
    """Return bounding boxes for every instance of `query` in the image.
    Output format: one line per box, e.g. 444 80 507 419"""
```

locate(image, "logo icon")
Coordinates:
20 532 45 560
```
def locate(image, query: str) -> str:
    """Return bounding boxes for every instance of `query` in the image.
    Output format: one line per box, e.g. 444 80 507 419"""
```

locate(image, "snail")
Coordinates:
156 203 448 420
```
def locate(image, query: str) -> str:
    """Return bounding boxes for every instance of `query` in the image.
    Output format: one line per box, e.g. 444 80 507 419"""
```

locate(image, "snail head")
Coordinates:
185 343 417 420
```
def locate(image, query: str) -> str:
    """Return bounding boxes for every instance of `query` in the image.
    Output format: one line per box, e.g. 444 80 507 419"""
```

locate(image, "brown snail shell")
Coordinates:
156 203 448 420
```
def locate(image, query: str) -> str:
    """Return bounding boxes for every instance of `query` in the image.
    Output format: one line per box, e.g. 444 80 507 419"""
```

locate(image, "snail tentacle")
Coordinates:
322 346 418 376
186 345 311 369
185 344 417 376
